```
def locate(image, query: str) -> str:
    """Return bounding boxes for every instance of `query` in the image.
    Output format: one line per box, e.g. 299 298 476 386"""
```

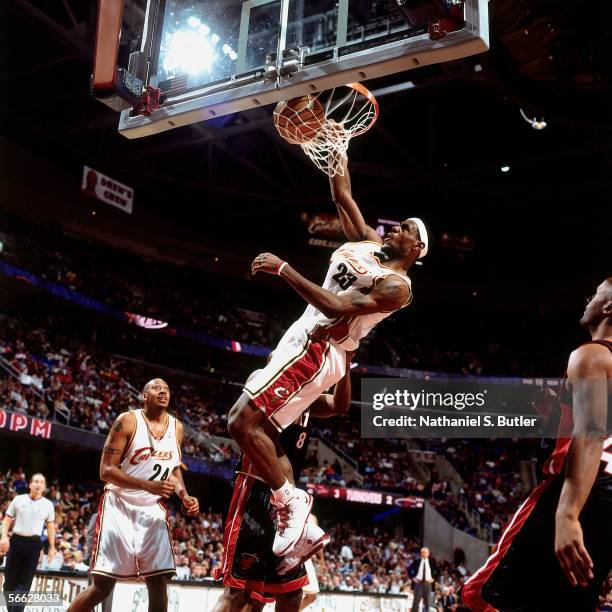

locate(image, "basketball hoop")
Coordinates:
274 83 379 177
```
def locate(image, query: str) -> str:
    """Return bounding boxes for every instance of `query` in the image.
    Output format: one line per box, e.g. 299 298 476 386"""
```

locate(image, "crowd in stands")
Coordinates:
317 521 469 602
0 316 235 464
0 468 471 602
0 224 276 348
424 440 534 541
0 313 542 542
2 468 611 608
0 222 569 376
0 468 223 580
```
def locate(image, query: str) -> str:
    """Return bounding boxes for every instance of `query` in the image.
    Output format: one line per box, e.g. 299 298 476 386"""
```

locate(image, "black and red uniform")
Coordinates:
214 412 311 605
461 340 612 612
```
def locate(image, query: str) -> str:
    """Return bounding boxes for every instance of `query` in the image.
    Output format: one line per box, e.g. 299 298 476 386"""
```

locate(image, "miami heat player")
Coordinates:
461 279 612 611
228 154 430 557
69 379 199 612
214 355 352 612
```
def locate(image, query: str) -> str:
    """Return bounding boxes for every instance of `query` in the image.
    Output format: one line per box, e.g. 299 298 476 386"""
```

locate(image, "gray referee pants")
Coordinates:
411 581 432 612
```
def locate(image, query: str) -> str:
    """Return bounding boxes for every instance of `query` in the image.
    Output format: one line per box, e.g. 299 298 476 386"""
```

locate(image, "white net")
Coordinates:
274 83 378 177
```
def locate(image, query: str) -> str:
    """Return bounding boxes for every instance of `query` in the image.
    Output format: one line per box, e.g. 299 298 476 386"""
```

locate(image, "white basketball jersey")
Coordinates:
296 241 412 351
106 409 181 506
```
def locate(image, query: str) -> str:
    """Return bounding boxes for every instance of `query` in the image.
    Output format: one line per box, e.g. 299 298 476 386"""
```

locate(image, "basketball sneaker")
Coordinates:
276 521 330 575
270 488 313 556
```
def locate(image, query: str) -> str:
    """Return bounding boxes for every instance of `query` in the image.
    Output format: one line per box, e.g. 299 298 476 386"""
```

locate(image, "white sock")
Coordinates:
272 479 295 504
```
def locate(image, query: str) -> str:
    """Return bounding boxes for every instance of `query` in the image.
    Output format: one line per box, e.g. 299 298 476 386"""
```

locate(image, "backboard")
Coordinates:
116 0 488 138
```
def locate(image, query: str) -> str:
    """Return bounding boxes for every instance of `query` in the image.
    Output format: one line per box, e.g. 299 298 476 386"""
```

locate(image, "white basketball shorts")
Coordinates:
90 490 175 580
243 321 346 431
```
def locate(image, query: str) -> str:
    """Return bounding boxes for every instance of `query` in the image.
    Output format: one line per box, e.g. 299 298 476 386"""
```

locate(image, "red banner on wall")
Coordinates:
0 410 52 439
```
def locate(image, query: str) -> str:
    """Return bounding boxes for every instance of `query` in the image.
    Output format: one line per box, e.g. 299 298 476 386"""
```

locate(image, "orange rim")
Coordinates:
345 82 379 137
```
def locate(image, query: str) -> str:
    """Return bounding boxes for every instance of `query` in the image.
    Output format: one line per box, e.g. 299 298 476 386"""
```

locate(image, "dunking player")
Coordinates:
214 355 353 612
228 156 430 557
69 379 199 612
461 279 612 611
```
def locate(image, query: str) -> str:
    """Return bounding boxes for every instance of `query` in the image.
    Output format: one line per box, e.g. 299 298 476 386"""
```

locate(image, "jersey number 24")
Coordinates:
149 464 170 481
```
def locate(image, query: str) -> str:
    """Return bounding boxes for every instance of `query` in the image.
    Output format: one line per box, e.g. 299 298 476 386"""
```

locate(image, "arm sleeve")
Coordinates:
46 501 55 523
5 497 16 518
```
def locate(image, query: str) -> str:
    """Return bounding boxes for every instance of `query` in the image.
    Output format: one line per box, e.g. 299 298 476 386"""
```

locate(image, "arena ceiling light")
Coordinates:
159 15 237 78
520 107 547 130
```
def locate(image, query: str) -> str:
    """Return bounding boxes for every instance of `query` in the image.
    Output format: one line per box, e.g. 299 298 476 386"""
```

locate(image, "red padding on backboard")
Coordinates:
93 0 124 90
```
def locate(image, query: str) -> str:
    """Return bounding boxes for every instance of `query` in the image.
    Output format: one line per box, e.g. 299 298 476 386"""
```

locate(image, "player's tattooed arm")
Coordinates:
252 253 409 316
101 418 126 456
99 411 175 497
329 156 382 244
102 446 122 455
555 343 610 587
287 264 408 318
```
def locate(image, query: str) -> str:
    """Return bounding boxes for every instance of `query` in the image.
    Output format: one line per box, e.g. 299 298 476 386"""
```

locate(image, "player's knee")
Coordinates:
145 574 168 592
92 576 115 600
276 588 303 608
228 397 252 440
302 592 317 607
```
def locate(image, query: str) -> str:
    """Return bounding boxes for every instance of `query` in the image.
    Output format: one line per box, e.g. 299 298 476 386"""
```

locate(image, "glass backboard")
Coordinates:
119 0 488 138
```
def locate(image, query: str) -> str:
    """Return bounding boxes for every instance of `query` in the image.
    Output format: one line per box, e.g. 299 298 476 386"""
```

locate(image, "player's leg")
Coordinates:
144 574 169 612
229 395 312 556
274 588 303 612
68 574 116 611
228 393 287 490
212 587 265 612
299 559 320 610
299 593 317 611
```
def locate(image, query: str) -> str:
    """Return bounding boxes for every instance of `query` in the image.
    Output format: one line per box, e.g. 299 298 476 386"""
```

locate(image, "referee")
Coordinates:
0 473 56 612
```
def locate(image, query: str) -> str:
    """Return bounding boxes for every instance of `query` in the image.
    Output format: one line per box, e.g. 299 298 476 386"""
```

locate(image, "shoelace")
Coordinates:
271 503 291 535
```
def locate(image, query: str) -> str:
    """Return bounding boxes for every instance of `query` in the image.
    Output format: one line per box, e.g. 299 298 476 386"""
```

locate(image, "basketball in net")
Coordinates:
273 83 378 177
273 95 326 144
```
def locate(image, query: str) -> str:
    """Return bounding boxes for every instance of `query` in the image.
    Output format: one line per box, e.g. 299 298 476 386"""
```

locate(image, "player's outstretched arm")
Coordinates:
251 253 410 318
99 412 174 498
169 421 199 515
310 352 354 418
329 157 382 244
555 343 609 587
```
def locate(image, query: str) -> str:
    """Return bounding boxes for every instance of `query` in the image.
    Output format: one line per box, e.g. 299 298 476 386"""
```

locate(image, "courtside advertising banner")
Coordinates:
2 571 410 611
81 165 133 213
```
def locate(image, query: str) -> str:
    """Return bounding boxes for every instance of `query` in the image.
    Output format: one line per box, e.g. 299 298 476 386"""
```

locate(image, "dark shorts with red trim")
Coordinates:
214 472 308 600
461 476 612 612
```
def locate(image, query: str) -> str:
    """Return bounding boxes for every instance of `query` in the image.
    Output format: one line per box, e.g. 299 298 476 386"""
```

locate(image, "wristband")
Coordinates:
277 261 288 276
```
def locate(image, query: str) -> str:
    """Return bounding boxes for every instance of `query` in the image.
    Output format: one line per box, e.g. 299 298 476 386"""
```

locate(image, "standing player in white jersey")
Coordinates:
69 378 199 612
228 155 430 557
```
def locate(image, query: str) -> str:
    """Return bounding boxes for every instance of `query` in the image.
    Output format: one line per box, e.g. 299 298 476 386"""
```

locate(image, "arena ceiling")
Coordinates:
1 0 611 291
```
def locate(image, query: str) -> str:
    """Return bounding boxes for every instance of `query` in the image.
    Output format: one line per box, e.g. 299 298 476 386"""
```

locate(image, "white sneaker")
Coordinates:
271 488 313 556
276 521 330 576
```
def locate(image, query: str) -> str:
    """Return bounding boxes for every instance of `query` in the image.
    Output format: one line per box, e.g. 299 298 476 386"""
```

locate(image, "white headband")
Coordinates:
408 217 429 259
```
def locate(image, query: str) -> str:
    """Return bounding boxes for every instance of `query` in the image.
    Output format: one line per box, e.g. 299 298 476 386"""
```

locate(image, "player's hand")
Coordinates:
47 546 57 562
0 537 9 555
555 516 594 587
181 494 199 516
146 480 175 499
251 253 285 276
